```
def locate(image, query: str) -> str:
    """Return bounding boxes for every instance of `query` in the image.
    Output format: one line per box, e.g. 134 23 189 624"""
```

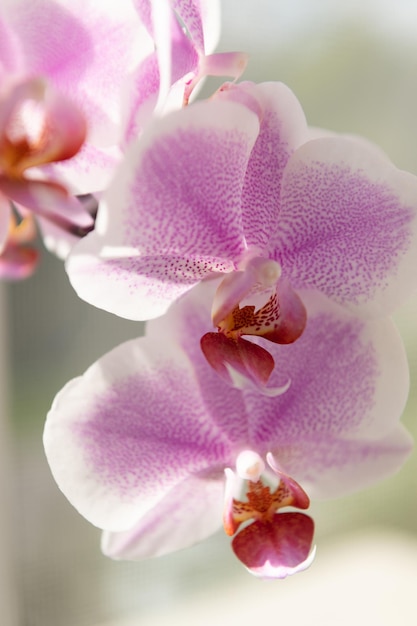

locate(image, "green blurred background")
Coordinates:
5 1 417 624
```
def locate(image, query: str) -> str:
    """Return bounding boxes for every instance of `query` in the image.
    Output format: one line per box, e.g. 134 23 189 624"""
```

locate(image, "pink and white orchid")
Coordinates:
1 0 240 192
67 80 417 384
0 0 155 193
124 0 247 141
1 0 231 274
44 280 412 578
0 76 93 277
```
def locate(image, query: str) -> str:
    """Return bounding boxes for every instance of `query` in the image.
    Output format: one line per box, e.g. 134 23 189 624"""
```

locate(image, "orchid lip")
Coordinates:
223 451 315 578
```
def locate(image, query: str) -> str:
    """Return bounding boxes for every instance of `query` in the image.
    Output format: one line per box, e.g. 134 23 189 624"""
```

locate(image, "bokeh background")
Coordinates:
3 1 417 624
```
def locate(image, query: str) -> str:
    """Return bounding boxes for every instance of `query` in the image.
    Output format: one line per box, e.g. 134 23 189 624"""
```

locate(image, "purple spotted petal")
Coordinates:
122 53 160 144
43 335 239 532
244 291 410 444
102 474 224 560
172 0 220 54
49 142 122 195
67 99 260 319
1 0 153 188
275 137 417 316
269 426 413 501
2 0 152 143
218 82 309 250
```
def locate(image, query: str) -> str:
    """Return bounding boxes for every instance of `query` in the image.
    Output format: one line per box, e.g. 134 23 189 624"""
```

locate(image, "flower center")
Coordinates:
200 255 307 390
222 451 315 578
223 451 310 535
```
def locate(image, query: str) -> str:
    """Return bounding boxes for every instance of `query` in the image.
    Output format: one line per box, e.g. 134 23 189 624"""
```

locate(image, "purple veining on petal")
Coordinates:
4 0 151 146
237 83 309 250
271 427 413 499
241 109 292 249
122 126 250 260
102 474 224 559
245 310 379 447
3 1 92 86
275 148 416 310
72 356 239 502
172 0 206 53
67 98 261 321
67 247 235 320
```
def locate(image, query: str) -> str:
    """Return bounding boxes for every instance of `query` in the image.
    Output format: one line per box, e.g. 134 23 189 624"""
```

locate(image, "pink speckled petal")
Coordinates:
216 82 309 250
2 0 152 146
275 137 417 316
172 0 220 54
122 53 160 143
67 99 260 319
102 474 224 560
232 513 315 579
50 143 122 196
0 15 22 77
270 425 413 501
244 289 410 445
43 336 234 532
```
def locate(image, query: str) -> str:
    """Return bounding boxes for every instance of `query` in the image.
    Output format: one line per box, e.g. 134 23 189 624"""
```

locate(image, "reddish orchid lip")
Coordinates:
201 257 307 389
222 451 314 578
231 513 315 579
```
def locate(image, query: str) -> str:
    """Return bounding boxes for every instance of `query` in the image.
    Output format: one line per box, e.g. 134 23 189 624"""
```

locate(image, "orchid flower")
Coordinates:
67 80 417 385
44 280 412 579
0 0 155 193
124 0 247 142
1 0 239 192
0 76 93 277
